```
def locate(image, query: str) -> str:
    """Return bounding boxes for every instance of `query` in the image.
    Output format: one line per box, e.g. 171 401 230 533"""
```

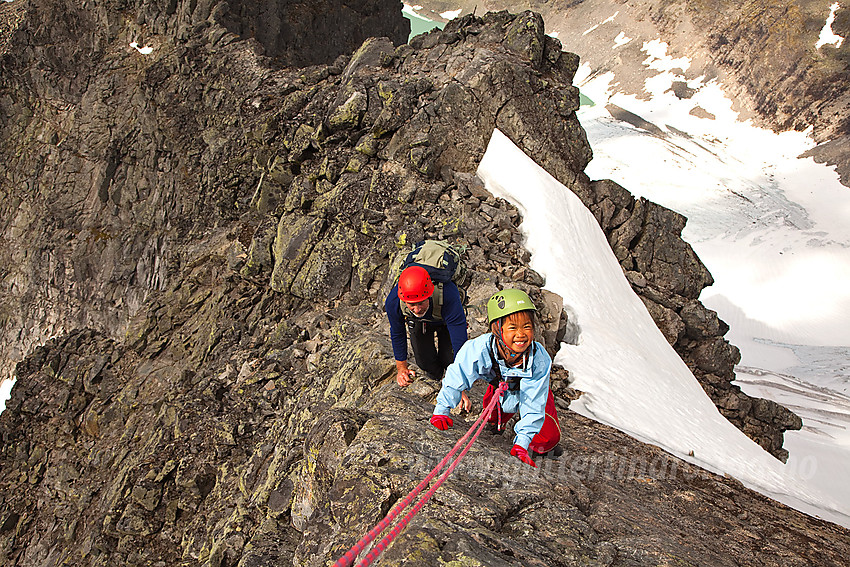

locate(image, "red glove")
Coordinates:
430 414 454 430
511 444 537 468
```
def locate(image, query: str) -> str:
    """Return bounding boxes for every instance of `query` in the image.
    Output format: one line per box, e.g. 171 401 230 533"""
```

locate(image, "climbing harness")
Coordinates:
333 382 510 567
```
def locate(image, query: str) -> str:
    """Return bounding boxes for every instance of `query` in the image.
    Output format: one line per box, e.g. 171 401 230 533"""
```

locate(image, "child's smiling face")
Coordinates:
500 311 534 353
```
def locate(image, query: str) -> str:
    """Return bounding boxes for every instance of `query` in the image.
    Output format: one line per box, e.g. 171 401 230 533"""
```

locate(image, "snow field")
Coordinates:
478 128 849 528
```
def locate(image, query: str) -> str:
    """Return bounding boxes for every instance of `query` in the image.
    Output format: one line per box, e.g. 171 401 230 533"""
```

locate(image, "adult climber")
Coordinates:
385 265 469 395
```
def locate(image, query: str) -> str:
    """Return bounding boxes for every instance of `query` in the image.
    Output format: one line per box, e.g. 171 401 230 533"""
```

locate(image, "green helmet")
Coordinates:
487 289 537 324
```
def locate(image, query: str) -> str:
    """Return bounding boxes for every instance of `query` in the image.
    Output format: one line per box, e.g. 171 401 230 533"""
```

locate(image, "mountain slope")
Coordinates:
414 0 850 185
2 2 848 565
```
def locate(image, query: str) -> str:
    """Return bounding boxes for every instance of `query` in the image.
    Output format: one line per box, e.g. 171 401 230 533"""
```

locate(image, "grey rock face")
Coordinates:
0 0 406 384
215 0 410 67
0 3 835 566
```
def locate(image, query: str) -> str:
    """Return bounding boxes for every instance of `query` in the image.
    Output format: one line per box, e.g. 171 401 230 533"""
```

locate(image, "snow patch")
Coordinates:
583 11 618 35
439 8 461 20
816 3 845 49
641 39 691 73
130 41 154 55
0 378 13 415
402 3 426 18
601 12 619 25
613 31 631 48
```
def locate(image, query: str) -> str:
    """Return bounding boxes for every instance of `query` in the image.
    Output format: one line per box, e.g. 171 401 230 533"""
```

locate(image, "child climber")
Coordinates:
430 289 561 467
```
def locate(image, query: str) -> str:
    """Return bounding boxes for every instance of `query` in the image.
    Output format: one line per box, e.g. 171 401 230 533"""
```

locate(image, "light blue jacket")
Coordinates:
433 333 552 450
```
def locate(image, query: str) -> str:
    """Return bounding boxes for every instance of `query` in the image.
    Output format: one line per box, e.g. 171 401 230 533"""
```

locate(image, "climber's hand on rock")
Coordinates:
430 414 453 430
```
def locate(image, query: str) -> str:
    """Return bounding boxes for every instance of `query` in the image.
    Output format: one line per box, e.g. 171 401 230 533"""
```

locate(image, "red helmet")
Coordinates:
398 266 434 303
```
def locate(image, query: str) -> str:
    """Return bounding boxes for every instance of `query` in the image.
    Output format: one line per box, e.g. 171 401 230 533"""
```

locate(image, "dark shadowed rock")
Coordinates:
680 299 727 339
503 10 546 69
216 0 410 67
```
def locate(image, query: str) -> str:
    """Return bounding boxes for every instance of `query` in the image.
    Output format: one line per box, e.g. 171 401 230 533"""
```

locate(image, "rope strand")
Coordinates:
333 382 508 567
356 402 497 566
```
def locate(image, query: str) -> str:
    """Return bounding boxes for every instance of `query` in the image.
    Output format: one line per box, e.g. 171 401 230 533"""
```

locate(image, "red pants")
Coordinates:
483 384 561 454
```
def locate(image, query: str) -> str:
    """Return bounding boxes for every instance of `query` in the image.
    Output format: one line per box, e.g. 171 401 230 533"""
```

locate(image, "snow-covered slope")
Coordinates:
478 128 850 529
572 27 850 525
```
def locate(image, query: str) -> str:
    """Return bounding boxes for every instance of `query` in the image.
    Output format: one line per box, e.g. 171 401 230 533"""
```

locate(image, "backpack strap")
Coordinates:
487 345 501 389
431 283 444 320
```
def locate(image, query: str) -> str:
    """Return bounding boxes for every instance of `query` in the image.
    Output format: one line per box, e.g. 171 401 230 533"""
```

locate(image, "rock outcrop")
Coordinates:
0 0 406 382
2 2 842 565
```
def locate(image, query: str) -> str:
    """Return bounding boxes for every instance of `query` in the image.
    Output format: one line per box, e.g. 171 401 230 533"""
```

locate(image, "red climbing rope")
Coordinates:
333 382 509 567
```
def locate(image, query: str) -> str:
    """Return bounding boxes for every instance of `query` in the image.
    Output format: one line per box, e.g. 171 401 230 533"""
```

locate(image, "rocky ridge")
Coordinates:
0 0 407 383
1 2 845 565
